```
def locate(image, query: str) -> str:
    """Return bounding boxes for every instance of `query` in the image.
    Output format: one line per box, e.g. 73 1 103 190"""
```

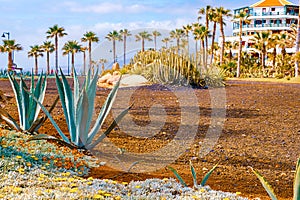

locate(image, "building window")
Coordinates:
271 8 275 11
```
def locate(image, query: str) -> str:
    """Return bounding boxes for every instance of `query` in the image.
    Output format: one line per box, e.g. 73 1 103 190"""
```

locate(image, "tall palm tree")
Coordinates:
224 41 238 63
28 45 44 75
135 31 152 52
80 46 88 74
81 31 99 71
119 29 132 66
0 40 23 72
194 25 210 68
295 0 300 77
170 29 185 54
62 40 81 76
41 41 55 75
152 30 161 50
183 24 192 55
106 30 122 63
250 31 272 72
216 7 232 65
234 11 250 77
162 37 171 48
198 5 212 58
46 24 68 72
208 8 218 65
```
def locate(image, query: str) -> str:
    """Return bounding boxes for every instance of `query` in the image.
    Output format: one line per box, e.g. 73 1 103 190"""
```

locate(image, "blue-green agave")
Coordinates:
0 72 57 133
168 160 218 188
28 68 130 149
251 157 300 200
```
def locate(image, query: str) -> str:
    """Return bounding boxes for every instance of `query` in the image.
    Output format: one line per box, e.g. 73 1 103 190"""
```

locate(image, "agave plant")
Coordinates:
0 72 58 133
251 158 300 200
168 160 218 188
28 68 130 150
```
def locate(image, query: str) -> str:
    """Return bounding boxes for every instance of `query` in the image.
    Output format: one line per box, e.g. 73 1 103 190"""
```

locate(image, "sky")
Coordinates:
0 0 298 72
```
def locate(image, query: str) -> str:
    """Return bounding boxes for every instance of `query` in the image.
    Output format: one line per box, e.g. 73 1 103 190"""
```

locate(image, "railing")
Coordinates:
233 23 293 30
249 12 297 17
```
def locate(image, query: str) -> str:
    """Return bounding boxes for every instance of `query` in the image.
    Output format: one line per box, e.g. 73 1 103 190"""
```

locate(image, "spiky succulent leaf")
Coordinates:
86 76 121 144
251 167 278 200
27 91 70 143
200 164 218 186
76 89 89 148
168 166 188 187
87 104 132 149
189 160 197 187
294 158 300 200
27 134 76 149
0 108 21 130
8 73 23 127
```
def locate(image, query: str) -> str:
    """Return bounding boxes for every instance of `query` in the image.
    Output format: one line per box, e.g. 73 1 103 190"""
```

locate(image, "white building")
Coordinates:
224 0 298 53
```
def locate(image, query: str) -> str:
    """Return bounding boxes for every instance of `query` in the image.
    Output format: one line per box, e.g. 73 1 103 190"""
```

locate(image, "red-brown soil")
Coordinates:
1 78 300 200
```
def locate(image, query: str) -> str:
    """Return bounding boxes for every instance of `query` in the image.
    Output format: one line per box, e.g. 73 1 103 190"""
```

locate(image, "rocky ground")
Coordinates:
1 78 300 200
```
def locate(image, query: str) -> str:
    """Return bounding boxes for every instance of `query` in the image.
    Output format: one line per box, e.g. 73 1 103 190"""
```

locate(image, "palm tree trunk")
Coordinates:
154 36 157 50
89 41 92 69
237 19 242 77
220 16 225 65
113 40 116 63
210 21 217 66
55 35 58 72
272 48 276 68
295 0 300 77
47 52 50 75
202 40 206 69
187 34 190 56
71 53 75 77
8 52 13 72
142 39 144 52
35 56 38 75
83 51 86 75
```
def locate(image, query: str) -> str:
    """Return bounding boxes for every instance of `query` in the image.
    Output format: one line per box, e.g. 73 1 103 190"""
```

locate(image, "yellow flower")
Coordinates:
192 196 199 199
70 183 77 187
199 188 206 193
0 194 5 198
18 168 25 174
45 163 50 166
111 180 117 184
69 188 78 193
93 194 104 199
236 192 242 195
115 196 121 200
122 182 128 185
87 177 93 181
68 178 75 182
39 174 45 178
98 190 105 195
135 185 141 189
87 181 93 185
103 193 112 197
16 155 22 159
45 189 52 193
37 177 44 181
2 145 7 148
13 187 22 193
223 198 230 200
41 166 46 170
26 162 32 167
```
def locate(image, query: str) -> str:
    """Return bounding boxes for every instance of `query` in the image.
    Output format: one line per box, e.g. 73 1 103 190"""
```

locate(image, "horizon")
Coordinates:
0 0 298 72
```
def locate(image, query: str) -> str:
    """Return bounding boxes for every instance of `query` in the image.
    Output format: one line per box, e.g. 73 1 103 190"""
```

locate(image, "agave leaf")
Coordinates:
33 73 47 122
294 158 300 200
73 69 80 116
87 76 121 144
0 108 21 131
20 77 29 129
200 163 218 186
27 95 59 133
168 166 188 187
27 134 76 149
87 104 132 149
84 68 98 135
26 90 70 144
189 160 198 187
8 73 23 128
76 89 89 148
251 167 278 200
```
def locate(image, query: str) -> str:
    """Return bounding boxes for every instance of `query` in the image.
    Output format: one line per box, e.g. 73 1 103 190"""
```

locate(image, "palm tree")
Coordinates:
250 31 272 72
28 45 44 75
224 41 238 63
0 40 23 72
208 8 218 65
295 1 300 77
162 37 171 48
80 46 88 74
183 24 192 55
81 31 99 71
119 29 132 66
216 7 232 65
152 30 161 50
46 24 68 72
41 41 54 75
234 11 250 77
135 31 152 52
170 29 185 54
198 5 212 58
194 25 210 68
62 40 81 76
106 30 122 63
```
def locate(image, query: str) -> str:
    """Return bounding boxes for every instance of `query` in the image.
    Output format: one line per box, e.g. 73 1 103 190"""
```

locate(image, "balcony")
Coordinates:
250 11 298 16
233 23 293 30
